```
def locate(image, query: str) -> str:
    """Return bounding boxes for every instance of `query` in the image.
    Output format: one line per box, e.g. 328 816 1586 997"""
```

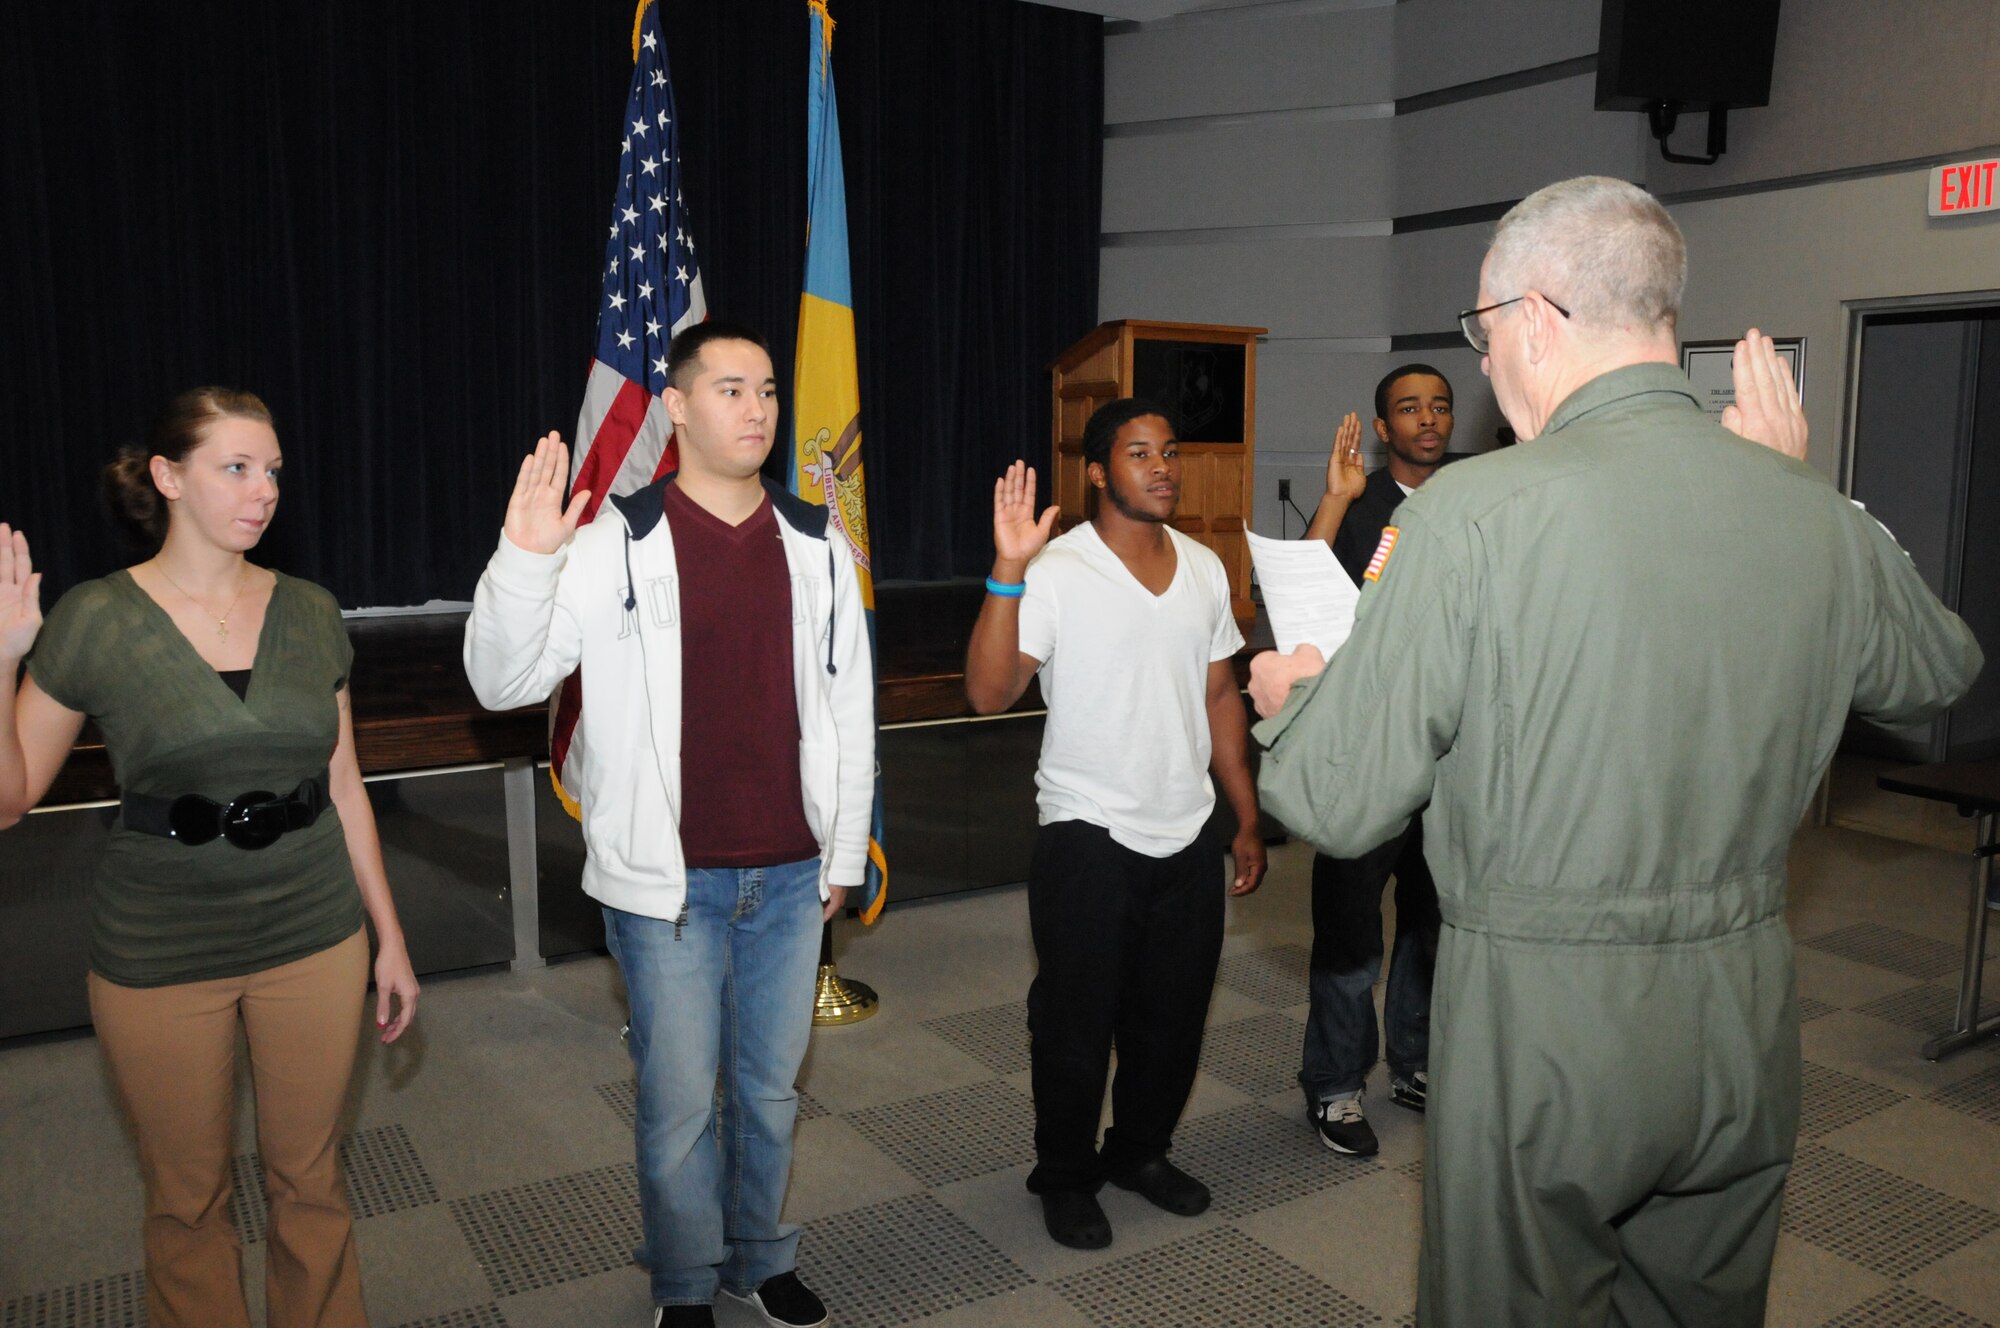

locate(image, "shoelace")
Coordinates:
1325 1095 1365 1124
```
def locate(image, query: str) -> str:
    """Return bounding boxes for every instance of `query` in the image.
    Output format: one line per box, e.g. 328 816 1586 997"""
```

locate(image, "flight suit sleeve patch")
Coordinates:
1363 526 1399 582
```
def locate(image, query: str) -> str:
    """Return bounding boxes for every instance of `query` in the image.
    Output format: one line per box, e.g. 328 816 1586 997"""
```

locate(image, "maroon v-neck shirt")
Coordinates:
662 485 819 868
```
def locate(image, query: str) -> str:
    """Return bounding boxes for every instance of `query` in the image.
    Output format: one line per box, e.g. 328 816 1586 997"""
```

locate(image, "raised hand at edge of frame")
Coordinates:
503 432 592 556
0 525 44 662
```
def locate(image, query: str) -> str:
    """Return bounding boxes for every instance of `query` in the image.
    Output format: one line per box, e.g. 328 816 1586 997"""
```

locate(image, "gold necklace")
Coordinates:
156 563 251 640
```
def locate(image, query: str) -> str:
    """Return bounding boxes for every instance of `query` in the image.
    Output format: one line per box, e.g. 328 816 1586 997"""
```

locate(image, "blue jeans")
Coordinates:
602 858 822 1308
1300 824 1440 1105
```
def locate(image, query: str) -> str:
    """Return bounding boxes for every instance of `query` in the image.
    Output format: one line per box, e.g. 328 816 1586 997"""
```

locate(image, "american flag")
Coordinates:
553 0 706 809
570 0 707 520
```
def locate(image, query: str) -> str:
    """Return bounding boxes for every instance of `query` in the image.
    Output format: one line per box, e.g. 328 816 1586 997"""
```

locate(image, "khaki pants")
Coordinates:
88 929 371 1328
1418 919 1801 1328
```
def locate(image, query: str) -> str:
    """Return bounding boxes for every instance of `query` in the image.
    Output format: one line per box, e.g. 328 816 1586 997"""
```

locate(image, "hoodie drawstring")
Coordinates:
824 542 838 677
622 529 637 612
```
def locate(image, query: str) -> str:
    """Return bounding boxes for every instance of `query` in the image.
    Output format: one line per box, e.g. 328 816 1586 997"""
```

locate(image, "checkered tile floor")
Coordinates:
5 830 1998 1326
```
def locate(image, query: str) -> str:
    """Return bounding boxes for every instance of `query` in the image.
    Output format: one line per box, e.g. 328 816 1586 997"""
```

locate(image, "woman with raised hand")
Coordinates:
0 387 417 1328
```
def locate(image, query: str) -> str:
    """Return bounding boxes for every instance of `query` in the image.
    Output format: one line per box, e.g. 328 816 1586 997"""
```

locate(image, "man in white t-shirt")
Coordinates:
965 397 1267 1251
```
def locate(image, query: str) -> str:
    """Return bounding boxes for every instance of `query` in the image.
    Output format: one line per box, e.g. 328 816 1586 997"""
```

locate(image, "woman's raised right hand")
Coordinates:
503 433 592 556
992 460 1057 573
0 525 43 662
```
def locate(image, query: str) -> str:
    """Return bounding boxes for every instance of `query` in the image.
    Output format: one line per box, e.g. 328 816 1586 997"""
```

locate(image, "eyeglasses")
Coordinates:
1458 294 1571 355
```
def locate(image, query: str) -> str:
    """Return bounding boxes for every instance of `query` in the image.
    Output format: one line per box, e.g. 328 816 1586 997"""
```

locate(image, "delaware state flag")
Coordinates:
790 0 886 922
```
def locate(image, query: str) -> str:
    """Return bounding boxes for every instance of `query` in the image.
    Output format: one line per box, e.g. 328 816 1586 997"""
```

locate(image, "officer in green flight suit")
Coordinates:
1249 176 1983 1328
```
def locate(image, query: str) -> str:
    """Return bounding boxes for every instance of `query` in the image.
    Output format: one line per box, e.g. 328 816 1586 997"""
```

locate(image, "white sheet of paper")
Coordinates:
1247 530 1361 657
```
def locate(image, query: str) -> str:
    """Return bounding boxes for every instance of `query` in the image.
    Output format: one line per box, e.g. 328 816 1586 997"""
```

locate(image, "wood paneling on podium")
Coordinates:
1049 320 1264 622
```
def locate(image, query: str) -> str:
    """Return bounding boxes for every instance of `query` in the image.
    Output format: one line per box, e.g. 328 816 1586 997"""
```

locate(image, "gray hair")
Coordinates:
1485 176 1687 333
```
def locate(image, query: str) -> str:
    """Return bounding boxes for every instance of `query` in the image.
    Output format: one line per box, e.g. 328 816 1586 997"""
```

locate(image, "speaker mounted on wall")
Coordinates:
1596 0 1783 165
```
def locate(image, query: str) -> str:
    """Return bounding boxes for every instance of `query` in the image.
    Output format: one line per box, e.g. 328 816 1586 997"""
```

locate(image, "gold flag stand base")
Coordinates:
812 963 878 1026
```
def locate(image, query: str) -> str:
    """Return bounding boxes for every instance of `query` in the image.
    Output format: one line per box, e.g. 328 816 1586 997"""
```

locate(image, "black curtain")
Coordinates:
0 0 1101 605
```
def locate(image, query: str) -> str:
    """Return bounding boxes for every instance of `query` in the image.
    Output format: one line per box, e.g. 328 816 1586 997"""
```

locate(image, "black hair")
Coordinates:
103 387 274 545
664 320 771 391
1081 397 1177 470
1373 363 1452 422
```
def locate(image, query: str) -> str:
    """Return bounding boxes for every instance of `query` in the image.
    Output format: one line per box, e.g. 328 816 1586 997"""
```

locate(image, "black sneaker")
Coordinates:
721 1271 829 1328
653 1307 715 1328
1390 1070 1428 1113
1310 1090 1379 1156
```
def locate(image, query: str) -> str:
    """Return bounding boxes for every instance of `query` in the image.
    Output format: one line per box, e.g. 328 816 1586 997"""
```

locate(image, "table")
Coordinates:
1876 759 2000 1060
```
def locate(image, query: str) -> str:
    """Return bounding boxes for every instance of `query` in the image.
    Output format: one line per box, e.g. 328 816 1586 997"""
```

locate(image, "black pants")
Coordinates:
1024 819 1224 1194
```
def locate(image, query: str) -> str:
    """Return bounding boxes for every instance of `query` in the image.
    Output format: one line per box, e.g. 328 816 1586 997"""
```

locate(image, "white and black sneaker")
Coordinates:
1390 1070 1429 1113
721 1271 830 1328
1310 1090 1380 1156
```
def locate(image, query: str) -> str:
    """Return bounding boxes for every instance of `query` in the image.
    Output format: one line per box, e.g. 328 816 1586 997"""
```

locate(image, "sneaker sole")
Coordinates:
1313 1126 1379 1157
1318 1136 1380 1157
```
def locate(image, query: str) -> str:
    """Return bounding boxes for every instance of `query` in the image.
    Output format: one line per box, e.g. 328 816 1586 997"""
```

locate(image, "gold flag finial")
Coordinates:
632 0 656 63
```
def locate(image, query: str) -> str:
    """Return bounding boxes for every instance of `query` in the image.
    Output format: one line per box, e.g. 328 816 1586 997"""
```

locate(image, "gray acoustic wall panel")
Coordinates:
1393 76 1644 219
1390 0 1599 98
1103 117 1394 232
1254 344 1399 454
1391 227 1495 335
1100 235 1394 336
1104 6 1395 125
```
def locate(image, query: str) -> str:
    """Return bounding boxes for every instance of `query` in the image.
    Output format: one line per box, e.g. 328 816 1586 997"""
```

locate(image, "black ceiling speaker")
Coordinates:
1596 0 1783 165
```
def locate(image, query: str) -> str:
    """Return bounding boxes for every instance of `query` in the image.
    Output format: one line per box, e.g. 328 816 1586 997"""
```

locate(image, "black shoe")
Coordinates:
1040 1188 1112 1249
1108 1156 1211 1216
1310 1091 1380 1156
720 1271 829 1328
653 1307 715 1328
1389 1070 1428 1114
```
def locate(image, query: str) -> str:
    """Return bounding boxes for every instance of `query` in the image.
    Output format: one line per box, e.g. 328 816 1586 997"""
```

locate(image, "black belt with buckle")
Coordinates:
121 774 330 850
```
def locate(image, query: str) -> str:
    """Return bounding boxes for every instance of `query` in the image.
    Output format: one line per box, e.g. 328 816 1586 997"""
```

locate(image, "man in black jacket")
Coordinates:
1296 363 1453 1156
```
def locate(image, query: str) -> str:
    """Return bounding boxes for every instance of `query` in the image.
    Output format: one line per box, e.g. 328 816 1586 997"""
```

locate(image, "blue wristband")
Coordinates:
985 577 1026 598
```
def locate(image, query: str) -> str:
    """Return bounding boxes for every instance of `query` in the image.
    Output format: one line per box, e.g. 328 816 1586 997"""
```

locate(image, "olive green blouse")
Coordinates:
28 570 364 987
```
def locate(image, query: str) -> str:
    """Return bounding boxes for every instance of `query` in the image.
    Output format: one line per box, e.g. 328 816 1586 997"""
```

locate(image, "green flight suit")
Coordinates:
1254 364 1983 1328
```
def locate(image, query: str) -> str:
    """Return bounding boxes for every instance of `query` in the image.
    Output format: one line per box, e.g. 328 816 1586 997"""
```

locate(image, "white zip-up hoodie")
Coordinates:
463 475 876 922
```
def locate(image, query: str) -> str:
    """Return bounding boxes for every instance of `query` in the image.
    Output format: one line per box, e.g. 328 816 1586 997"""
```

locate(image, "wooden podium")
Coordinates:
1049 320 1263 621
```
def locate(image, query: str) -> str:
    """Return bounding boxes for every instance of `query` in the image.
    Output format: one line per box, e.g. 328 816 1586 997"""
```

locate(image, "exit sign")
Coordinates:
1929 158 1999 217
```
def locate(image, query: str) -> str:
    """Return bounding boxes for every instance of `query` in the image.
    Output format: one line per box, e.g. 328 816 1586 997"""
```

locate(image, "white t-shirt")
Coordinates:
1017 523 1245 857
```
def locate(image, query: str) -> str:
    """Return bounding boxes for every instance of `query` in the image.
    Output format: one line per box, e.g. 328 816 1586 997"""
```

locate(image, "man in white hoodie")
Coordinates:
464 322 873 1328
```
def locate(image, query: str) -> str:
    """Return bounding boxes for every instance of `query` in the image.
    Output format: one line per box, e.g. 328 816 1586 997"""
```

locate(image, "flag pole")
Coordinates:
797 0 884 1027
812 917 877 1025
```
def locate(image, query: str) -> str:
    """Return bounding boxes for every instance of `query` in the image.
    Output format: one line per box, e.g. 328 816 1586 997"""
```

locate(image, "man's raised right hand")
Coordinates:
504 432 592 556
1720 329 1807 462
1324 412 1365 504
991 460 1057 578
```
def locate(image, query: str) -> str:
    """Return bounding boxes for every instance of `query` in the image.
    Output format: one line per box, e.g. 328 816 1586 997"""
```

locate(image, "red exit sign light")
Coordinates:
1929 158 1999 217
